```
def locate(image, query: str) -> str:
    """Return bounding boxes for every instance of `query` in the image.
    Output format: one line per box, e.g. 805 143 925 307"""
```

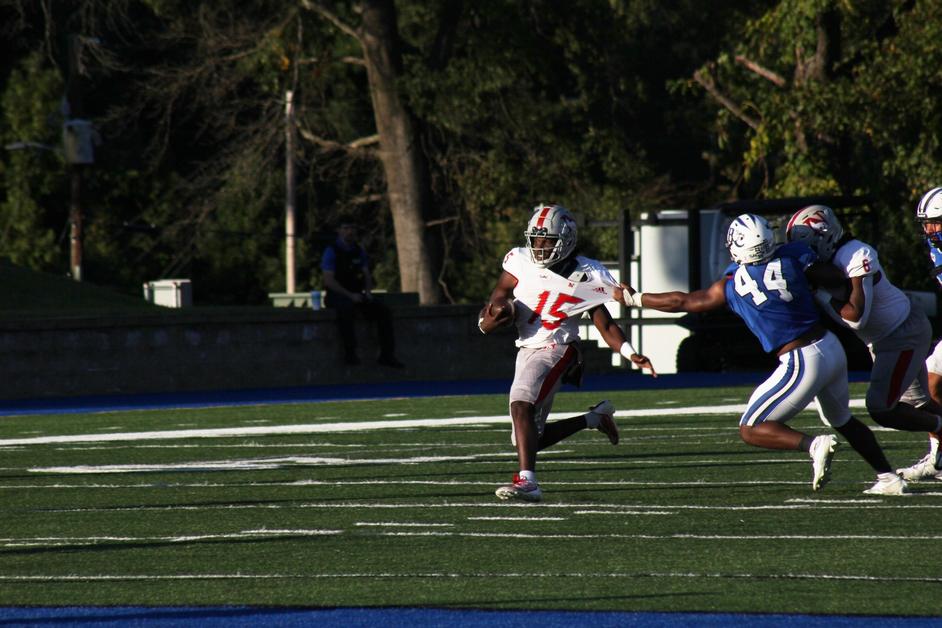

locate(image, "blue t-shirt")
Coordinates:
925 234 942 287
320 237 369 273
723 241 820 353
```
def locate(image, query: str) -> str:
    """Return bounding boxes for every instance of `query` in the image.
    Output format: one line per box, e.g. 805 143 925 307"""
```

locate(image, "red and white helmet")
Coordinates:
785 204 844 261
725 213 776 265
524 204 577 267
917 187 942 223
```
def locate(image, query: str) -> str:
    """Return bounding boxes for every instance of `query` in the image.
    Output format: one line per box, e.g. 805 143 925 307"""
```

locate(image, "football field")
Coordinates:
1 382 940 619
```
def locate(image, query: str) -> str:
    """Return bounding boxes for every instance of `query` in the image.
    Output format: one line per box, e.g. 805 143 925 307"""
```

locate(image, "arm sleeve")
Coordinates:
843 274 874 330
320 246 336 272
845 246 878 278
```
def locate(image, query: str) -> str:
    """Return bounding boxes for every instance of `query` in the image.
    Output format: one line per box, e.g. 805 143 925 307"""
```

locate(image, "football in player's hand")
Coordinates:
478 298 516 334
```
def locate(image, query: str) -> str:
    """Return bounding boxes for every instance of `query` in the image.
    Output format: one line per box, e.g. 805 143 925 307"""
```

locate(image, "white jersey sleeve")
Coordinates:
838 241 879 278
503 250 621 348
831 239 910 345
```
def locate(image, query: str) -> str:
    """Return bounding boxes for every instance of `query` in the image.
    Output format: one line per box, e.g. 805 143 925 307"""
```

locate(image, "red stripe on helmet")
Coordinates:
536 206 552 228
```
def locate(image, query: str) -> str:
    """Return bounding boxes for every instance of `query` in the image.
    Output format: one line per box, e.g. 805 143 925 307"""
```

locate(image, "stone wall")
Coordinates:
0 305 619 401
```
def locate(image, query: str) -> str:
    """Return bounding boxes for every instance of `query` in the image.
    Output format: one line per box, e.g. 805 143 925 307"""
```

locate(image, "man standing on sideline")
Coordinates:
479 203 656 503
786 204 942 482
623 213 904 495
321 217 403 368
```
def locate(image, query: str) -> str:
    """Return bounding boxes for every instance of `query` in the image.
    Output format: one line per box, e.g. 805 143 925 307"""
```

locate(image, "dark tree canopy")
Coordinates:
2 0 940 304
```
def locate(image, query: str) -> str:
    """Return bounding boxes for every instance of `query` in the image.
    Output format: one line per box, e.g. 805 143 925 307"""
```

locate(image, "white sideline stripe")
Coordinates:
574 510 674 515
0 529 342 548
23 458 812 474
468 517 567 521
378 531 936 541
354 522 453 527
0 571 935 583
0 479 816 489
0 400 868 446
35 500 942 514
27 453 516 473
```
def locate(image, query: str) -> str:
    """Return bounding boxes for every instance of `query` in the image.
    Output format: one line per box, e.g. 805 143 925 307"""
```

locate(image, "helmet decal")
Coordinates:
524 204 578 268
725 213 776 265
785 205 843 260
917 187 942 222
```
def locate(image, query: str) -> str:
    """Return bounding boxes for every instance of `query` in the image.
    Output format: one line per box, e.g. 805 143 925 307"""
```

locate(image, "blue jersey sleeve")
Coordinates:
320 245 336 272
927 237 942 288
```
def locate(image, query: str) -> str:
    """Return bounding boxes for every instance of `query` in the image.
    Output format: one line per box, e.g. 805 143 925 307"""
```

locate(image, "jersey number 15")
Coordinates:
528 291 584 329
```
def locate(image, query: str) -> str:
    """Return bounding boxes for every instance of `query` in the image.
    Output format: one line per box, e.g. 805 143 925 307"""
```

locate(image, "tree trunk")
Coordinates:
359 0 441 304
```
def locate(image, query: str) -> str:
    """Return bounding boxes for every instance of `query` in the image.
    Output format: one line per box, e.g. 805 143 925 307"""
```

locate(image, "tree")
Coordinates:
688 0 942 288
301 0 441 304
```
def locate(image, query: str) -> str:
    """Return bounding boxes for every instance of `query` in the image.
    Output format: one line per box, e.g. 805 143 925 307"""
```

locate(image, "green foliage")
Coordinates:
5 0 941 304
0 52 65 272
696 1 942 287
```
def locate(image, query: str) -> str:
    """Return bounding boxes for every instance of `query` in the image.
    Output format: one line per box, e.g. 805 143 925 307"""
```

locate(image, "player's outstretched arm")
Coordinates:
620 278 727 314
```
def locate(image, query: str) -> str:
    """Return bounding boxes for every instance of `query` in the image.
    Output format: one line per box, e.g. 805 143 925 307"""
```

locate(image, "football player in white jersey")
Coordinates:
479 203 656 502
786 204 942 481
621 213 903 495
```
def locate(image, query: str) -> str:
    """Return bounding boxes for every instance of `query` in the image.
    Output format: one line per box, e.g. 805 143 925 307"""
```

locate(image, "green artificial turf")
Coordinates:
0 383 938 615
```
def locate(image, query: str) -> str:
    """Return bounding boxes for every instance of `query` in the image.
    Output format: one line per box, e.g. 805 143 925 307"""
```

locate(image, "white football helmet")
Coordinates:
917 187 942 223
524 203 577 267
725 213 776 265
785 204 844 261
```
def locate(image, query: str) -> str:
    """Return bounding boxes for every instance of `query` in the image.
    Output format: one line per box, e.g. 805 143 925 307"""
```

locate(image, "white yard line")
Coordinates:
378 531 937 540
0 529 342 548
0 479 824 489
0 571 936 583
467 516 567 521
354 522 454 527
0 400 868 447
27 500 942 514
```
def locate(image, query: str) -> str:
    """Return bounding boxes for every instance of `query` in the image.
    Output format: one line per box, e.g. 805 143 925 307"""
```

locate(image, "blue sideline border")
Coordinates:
0 606 939 627
0 371 871 417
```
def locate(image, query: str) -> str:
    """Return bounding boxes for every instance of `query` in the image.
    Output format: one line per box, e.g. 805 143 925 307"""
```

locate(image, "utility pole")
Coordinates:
64 34 90 282
69 164 83 281
285 90 297 294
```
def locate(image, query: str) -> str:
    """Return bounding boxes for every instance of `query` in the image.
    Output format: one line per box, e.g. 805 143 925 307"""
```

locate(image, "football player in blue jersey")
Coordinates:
907 187 942 482
917 188 942 407
621 213 904 495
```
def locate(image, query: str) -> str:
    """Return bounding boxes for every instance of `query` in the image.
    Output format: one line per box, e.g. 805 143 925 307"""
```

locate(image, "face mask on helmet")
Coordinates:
785 204 844 260
525 204 577 267
725 213 776 265
917 188 942 249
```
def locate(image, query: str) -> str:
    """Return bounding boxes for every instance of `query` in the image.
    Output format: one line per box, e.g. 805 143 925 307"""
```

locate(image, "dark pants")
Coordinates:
325 293 396 363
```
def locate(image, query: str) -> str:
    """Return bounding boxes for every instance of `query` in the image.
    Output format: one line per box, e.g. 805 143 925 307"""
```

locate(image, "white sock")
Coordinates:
519 470 536 483
877 472 897 481
585 411 600 429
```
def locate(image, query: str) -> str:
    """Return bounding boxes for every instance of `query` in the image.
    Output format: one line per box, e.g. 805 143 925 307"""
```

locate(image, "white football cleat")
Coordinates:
895 435 941 481
863 473 908 496
495 474 542 502
589 400 618 445
809 434 838 491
